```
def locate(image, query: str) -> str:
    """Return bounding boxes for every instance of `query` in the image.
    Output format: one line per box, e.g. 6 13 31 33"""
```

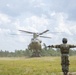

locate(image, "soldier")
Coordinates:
48 38 76 75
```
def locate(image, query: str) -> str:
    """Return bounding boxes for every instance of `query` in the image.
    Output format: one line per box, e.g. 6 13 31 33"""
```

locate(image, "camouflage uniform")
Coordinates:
48 38 76 73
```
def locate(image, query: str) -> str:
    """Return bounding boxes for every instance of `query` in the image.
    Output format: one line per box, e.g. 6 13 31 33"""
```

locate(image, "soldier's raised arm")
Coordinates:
69 44 76 48
48 45 60 48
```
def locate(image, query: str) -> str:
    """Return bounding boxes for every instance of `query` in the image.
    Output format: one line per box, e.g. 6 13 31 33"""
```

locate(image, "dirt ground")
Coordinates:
60 72 76 75
68 72 76 75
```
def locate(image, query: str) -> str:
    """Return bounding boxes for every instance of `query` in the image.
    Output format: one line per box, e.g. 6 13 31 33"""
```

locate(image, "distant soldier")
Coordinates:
48 38 76 75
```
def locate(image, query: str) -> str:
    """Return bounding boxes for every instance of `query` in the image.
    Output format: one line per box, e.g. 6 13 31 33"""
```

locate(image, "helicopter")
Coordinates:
19 29 51 57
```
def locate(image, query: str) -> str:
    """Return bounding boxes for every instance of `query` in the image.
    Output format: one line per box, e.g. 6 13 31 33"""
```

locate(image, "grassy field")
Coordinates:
0 56 76 75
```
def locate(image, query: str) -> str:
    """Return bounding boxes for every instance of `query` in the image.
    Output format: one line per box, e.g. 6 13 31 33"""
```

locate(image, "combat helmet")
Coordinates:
62 38 67 44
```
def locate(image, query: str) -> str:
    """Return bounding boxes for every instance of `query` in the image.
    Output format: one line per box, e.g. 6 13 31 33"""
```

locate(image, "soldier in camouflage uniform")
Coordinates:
48 38 76 75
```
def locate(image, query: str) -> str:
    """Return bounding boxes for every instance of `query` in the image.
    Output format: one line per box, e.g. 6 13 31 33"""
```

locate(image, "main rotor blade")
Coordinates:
10 33 32 36
19 30 35 34
38 30 49 35
39 35 51 39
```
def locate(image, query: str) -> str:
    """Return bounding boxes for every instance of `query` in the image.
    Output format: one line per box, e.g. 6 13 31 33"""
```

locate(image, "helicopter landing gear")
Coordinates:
31 50 41 57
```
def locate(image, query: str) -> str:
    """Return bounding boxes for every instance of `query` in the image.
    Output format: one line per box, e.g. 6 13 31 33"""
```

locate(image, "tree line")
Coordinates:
0 48 76 57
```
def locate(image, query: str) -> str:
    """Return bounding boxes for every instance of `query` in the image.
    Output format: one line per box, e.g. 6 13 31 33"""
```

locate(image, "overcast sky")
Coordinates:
0 0 76 52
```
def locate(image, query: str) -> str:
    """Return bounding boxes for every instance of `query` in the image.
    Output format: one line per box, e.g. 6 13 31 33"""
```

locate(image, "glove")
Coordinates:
51 45 54 47
48 45 54 48
48 45 51 48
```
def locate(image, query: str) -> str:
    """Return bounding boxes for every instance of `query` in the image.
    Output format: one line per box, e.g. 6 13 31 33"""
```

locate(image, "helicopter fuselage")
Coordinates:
28 39 42 50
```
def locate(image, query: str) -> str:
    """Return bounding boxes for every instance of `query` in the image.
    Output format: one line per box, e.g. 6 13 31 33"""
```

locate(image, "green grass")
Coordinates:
0 56 76 75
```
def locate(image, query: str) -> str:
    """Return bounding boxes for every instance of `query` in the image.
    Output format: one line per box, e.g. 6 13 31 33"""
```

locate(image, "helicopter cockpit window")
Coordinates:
31 38 40 43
